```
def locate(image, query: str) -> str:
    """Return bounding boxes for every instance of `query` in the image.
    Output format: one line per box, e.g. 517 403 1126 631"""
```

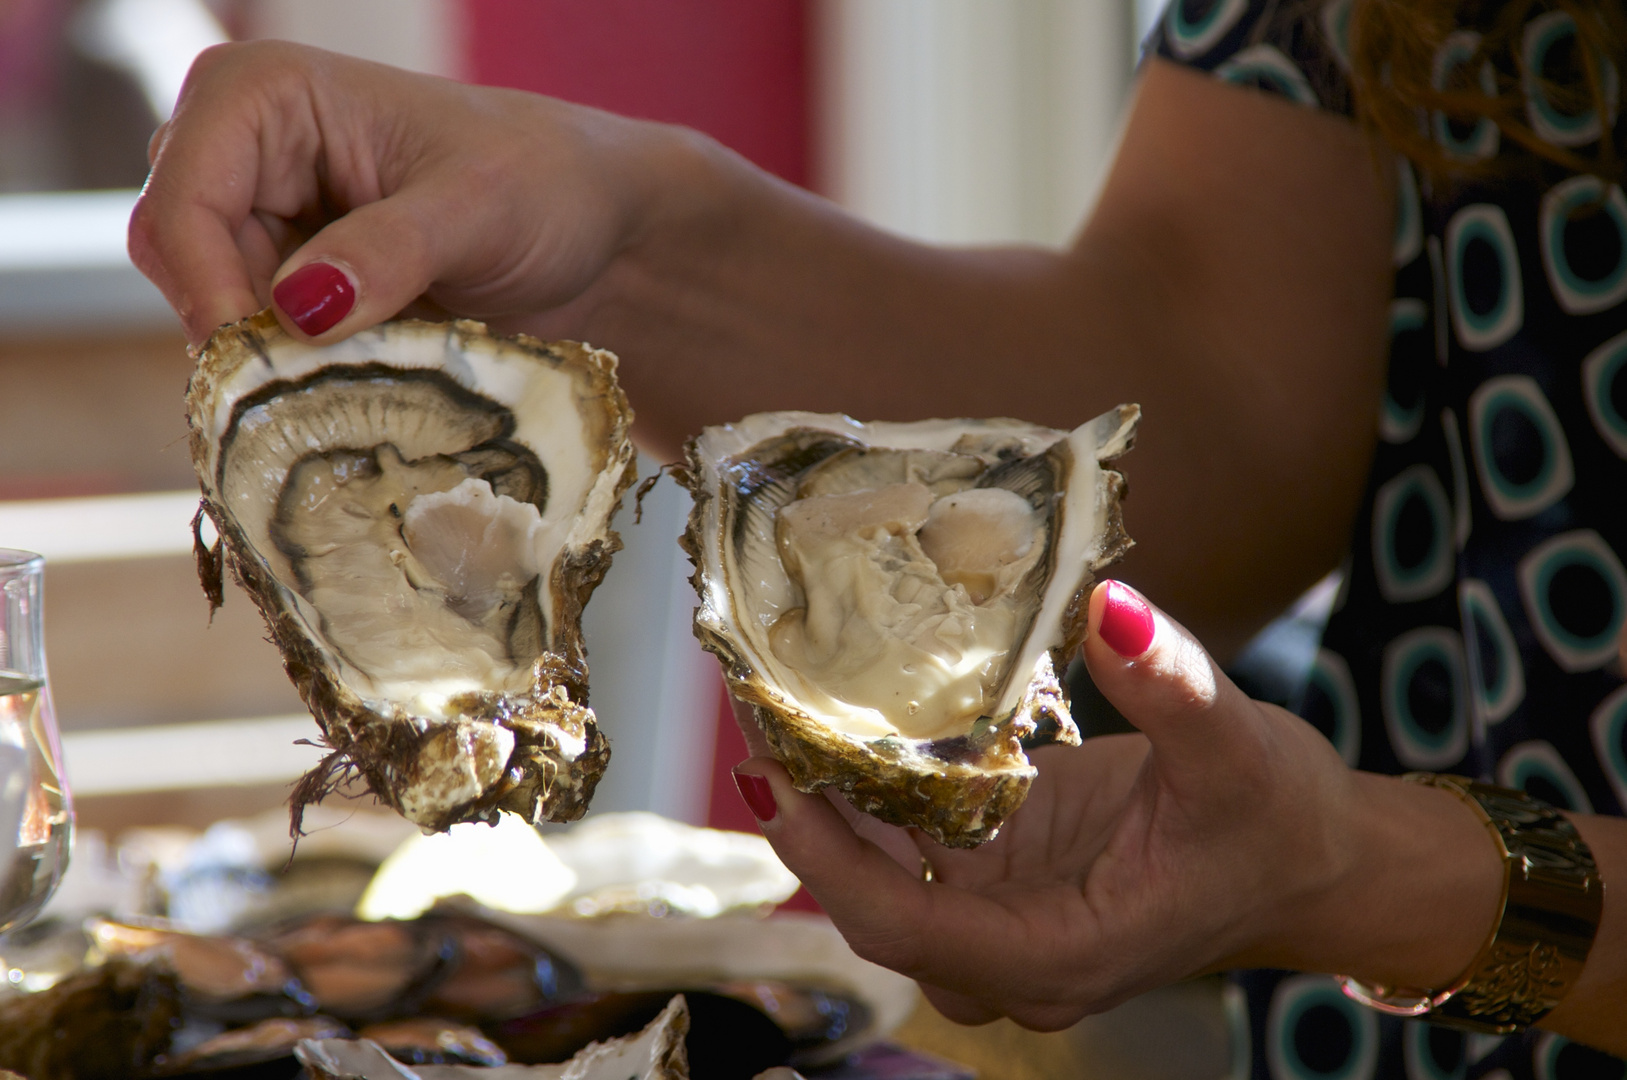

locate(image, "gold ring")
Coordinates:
920 856 936 884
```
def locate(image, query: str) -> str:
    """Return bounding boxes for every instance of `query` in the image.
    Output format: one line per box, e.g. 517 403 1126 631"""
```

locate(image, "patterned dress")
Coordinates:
1148 1 1627 1077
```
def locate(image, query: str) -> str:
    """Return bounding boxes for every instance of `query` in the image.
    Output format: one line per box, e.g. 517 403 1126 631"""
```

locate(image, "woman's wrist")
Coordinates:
562 116 759 328
600 116 738 260
1232 768 1506 987
1342 772 1507 988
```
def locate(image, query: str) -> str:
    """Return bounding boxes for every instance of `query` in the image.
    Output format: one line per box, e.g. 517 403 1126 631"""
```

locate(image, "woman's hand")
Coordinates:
129 40 691 346
733 580 1506 1030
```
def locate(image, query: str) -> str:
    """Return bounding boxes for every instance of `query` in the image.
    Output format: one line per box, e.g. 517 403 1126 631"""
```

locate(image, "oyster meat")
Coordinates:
682 406 1137 847
188 311 636 832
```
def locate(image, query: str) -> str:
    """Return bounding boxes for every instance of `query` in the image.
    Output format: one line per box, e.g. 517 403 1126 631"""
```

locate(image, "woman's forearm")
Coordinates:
539 61 1396 656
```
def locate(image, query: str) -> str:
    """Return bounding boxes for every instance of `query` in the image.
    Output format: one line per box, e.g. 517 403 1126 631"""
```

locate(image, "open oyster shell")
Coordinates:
297 994 690 1080
187 311 636 832
681 406 1137 847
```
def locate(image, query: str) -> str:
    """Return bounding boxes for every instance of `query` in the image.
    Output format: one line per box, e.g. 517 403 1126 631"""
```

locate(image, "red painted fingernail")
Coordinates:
273 261 355 336
1099 580 1155 658
733 769 778 822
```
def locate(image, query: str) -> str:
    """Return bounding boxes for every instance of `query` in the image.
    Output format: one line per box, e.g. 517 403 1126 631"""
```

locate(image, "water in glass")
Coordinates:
0 550 73 936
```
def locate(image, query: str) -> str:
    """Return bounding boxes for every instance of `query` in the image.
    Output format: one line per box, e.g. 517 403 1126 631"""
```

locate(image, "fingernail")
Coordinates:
733 769 778 822
273 260 355 336
1098 580 1155 658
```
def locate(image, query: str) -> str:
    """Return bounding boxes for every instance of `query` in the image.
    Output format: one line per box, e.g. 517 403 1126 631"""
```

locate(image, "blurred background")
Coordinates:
0 0 1168 838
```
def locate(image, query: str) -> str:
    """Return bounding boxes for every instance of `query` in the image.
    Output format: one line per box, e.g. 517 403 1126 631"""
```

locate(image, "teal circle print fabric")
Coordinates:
1148 0 1626 1075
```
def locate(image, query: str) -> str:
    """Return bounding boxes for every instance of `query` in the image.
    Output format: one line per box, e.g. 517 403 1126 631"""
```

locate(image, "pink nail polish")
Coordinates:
733 769 778 822
273 261 355 336
1099 580 1155 658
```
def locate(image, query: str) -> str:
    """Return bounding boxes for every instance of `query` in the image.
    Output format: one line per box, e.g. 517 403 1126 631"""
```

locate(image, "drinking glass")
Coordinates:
0 550 73 936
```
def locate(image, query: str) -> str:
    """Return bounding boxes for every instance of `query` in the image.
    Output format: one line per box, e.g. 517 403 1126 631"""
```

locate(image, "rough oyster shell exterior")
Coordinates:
681 407 1137 848
187 311 635 833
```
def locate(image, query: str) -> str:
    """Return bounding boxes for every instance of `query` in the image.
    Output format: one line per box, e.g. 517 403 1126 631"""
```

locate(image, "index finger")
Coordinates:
734 759 1101 1023
730 696 776 760
127 43 319 343
129 189 264 345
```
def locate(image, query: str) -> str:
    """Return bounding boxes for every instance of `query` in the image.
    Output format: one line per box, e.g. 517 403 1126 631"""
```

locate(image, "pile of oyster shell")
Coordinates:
188 313 1136 847
0 910 867 1080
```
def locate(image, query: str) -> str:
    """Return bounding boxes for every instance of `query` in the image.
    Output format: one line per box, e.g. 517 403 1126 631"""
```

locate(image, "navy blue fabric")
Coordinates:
1148 1 1627 1075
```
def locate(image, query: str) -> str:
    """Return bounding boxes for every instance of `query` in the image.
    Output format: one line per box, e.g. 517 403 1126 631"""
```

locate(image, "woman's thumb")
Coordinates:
1080 580 1261 773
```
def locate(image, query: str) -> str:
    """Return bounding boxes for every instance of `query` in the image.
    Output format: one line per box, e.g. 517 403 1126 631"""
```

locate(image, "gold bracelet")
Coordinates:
1338 773 1604 1034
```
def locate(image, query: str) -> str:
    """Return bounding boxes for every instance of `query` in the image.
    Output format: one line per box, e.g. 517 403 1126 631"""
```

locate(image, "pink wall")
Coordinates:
461 0 811 187
462 1 816 860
